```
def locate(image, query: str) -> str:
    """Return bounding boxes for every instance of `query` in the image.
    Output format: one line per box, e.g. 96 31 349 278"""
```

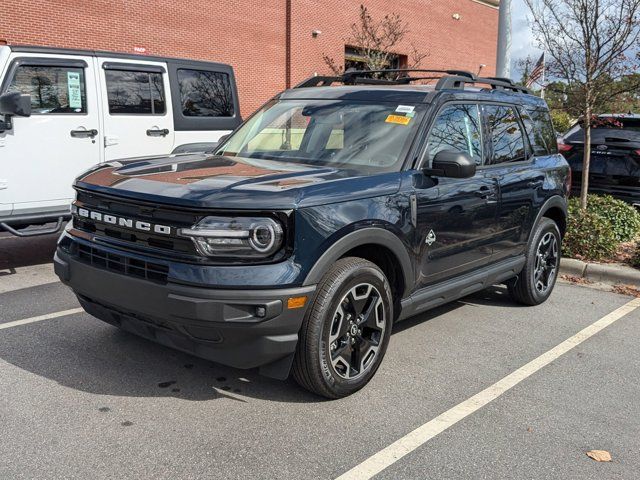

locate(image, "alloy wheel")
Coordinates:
534 232 558 294
328 283 386 380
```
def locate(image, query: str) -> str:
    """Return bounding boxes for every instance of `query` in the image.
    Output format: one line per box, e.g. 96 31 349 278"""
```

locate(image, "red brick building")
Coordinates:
0 0 500 116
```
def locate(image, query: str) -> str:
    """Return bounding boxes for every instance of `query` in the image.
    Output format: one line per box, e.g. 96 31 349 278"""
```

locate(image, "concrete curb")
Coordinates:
560 258 640 286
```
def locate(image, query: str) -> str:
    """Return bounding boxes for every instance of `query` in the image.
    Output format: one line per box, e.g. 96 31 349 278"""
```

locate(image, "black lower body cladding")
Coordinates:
54 248 315 379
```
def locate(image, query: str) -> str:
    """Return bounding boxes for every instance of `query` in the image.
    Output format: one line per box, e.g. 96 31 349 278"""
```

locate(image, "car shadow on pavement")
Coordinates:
0 231 60 271
0 317 324 404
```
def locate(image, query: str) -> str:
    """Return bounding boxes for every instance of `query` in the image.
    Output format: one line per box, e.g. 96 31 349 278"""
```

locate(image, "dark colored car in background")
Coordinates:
54 69 570 398
560 114 640 206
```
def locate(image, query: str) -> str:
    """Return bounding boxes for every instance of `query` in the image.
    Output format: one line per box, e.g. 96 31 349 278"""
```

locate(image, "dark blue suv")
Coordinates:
54 70 570 398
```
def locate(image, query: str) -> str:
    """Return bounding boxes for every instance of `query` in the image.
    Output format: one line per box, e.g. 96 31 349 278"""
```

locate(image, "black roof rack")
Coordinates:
294 68 532 95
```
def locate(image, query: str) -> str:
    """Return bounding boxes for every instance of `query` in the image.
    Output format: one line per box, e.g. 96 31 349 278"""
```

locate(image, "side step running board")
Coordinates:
398 256 526 321
0 217 64 237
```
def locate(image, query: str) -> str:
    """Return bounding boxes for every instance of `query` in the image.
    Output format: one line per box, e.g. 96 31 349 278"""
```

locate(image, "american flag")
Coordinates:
526 53 545 88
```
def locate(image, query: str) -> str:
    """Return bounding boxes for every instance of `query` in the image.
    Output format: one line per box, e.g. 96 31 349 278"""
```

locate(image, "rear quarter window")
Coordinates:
521 107 558 156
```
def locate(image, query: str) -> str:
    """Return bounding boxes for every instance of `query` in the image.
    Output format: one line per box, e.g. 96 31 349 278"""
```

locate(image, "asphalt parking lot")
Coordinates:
1 233 639 479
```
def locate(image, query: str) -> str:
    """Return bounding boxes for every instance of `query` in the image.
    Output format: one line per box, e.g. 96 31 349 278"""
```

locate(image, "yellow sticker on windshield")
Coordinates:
385 114 411 125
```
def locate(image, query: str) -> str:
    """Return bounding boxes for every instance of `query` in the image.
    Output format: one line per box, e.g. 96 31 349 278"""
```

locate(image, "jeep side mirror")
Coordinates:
0 92 31 117
0 92 31 132
424 150 476 179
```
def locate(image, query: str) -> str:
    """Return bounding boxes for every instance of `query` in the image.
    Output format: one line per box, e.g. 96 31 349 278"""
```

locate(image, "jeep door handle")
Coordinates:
147 128 170 137
70 128 98 138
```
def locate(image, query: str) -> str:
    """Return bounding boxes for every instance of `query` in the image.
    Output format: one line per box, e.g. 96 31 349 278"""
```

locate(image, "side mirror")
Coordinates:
424 150 476 179
0 92 32 117
0 92 31 133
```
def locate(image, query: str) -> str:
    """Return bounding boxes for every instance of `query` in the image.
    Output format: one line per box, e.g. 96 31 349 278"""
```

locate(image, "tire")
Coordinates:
508 217 561 306
292 257 393 399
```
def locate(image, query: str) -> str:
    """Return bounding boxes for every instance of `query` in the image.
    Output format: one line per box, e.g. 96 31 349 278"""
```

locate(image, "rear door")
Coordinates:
0 53 100 214
98 58 174 160
481 104 542 261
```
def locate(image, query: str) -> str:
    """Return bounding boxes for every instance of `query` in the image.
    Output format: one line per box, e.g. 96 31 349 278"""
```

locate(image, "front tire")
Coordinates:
292 257 393 399
508 217 561 306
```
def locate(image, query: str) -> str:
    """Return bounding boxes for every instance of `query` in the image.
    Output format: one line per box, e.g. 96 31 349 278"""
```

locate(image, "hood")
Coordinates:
75 153 401 210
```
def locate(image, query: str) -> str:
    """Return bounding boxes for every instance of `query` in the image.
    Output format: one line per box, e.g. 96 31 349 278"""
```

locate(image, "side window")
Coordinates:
425 104 483 165
6 65 86 114
177 69 235 117
485 105 526 165
521 107 558 156
105 70 165 115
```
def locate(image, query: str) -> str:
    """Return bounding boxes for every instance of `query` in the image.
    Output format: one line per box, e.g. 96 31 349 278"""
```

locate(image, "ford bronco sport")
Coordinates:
54 69 570 398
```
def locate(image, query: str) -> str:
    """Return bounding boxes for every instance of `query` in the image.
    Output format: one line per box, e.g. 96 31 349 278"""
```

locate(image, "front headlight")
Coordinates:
179 216 284 258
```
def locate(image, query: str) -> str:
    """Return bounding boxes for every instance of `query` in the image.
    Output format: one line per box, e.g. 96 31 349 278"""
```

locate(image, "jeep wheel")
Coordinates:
292 257 393 399
508 217 561 306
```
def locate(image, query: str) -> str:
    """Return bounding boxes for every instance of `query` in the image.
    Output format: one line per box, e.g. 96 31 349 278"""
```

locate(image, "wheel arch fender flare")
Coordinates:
302 227 414 297
529 195 567 245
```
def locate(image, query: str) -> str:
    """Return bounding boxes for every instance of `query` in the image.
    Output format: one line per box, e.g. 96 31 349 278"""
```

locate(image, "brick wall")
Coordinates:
0 0 498 116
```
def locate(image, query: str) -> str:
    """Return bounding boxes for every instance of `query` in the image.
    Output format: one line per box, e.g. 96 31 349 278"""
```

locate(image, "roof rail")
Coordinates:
294 68 532 95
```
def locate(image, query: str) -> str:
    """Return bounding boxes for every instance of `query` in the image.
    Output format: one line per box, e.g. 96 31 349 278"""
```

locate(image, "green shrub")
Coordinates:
563 197 619 260
550 110 573 134
586 194 640 243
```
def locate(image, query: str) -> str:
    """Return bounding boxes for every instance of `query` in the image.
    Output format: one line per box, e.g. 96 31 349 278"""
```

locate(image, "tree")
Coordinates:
323 4 428 75
524 0 640 209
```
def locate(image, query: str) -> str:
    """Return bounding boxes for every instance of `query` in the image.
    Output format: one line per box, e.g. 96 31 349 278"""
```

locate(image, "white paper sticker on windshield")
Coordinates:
67 71 82 110
395 105 415 113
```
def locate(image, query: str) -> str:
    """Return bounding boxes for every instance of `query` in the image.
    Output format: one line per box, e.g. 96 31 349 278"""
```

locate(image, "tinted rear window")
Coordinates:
177 69 235 117
565 117 640 142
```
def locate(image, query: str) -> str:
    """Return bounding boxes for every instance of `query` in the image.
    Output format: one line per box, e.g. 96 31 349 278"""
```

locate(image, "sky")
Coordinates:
510 0 543 79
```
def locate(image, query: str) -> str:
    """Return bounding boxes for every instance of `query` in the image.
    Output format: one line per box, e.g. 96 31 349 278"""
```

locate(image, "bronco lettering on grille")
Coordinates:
72 205 172 235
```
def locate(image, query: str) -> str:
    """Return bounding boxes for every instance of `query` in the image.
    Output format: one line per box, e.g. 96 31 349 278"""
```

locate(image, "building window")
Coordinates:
6 65 87 114
177 69 234 117
105 70 165 115
343 46 405 71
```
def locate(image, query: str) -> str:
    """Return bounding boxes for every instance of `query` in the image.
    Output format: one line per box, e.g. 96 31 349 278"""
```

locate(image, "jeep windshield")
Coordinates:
215 99 425 173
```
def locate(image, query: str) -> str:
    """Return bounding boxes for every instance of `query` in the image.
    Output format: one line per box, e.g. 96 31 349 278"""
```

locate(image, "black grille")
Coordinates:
76 243 169 284
73 191 199 255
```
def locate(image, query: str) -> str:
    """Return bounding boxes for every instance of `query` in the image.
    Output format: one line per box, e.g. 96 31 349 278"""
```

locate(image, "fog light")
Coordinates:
287 296 307 309
255 306 267 318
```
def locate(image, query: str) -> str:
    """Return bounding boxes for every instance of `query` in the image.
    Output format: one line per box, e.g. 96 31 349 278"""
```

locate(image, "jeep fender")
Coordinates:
302 227 414 297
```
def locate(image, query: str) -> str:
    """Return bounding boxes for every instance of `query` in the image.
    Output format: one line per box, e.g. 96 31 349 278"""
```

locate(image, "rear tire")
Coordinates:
508 218 561 306
292 257 393 399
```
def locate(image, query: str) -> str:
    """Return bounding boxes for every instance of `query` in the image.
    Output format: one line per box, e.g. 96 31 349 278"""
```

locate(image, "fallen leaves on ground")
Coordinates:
560 274 593 285
586 450 612 462
612 284 640 298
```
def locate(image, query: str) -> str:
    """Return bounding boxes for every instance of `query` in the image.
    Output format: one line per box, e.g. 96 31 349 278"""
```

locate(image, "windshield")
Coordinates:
215 99 424 173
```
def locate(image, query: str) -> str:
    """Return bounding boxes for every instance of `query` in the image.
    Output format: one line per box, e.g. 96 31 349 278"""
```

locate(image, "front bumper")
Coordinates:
54 244 315 379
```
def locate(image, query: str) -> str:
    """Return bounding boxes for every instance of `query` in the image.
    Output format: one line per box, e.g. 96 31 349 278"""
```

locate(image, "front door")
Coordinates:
97 58 174 161
0 54 101 215
414 103 499 289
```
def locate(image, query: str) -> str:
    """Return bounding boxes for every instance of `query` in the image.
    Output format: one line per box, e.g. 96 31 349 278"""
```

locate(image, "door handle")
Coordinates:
527 180 544 188
147 128 170 137
70 128 98 139
475 186 498 203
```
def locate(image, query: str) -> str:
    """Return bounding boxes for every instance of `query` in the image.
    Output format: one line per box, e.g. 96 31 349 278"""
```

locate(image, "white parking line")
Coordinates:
0 308 84 330
336 297 640 480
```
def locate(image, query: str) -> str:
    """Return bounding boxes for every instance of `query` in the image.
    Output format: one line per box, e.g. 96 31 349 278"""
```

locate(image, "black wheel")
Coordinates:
508 218 561 306
292 257 393 399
